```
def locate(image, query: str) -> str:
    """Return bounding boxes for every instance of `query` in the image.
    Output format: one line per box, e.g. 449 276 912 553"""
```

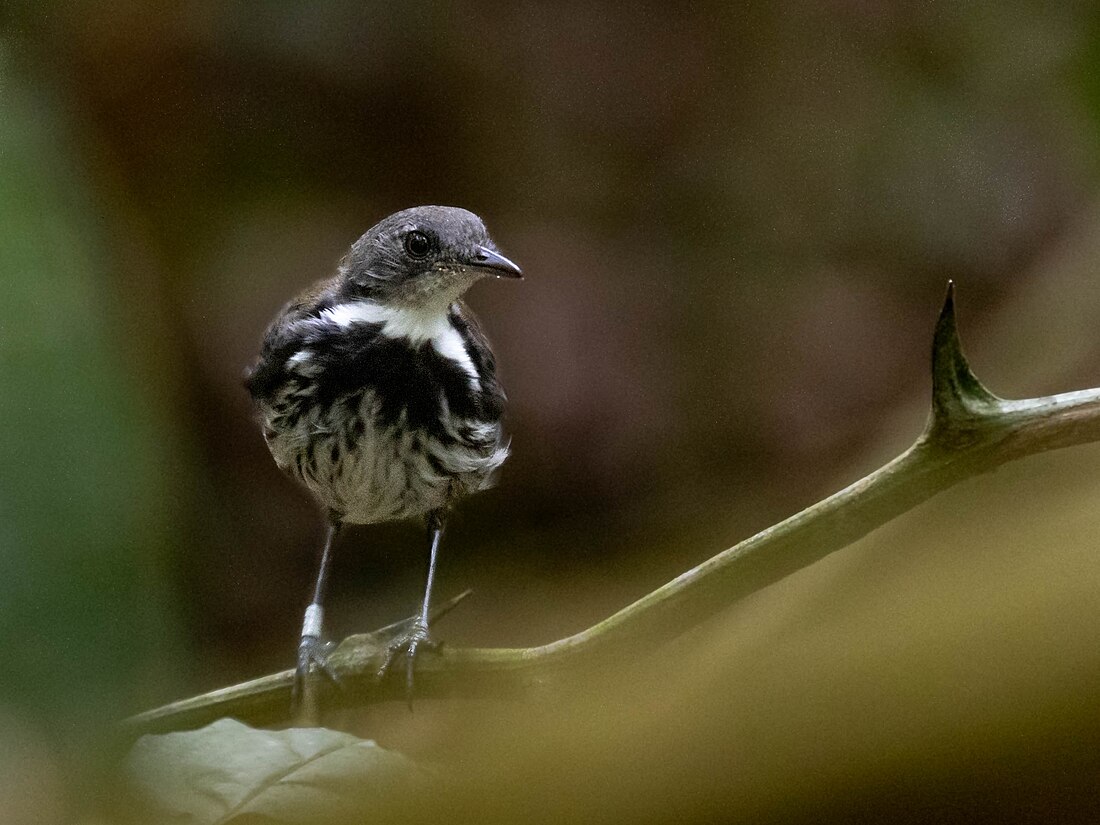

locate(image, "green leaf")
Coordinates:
125 719 433 824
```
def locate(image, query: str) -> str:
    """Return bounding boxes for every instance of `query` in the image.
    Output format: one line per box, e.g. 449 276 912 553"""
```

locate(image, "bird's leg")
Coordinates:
379 510 444 705
293 517 342 717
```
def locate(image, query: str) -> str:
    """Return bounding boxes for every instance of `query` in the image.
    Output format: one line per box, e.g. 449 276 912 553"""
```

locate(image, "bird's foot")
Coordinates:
292 634 339 715
377 621 441 708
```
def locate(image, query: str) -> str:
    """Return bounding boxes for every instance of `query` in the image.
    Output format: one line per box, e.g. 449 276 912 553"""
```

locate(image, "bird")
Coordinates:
245 205 521 706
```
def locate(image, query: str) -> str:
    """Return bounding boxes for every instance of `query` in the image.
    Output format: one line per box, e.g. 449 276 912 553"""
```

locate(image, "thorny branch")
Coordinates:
124 283 1100 736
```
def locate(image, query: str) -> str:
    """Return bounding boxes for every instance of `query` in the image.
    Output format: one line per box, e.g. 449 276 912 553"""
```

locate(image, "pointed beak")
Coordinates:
469 245 523 279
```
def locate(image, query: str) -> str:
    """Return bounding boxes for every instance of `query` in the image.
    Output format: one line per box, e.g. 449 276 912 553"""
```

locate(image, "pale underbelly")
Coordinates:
262 393 507 523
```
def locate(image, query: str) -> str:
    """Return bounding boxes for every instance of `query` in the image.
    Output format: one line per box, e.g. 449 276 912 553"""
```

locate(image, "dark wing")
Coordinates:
244 280 336 402
450 301 506 421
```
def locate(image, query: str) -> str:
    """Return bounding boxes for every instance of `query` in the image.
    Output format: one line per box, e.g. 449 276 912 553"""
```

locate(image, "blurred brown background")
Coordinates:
4 2 1100 822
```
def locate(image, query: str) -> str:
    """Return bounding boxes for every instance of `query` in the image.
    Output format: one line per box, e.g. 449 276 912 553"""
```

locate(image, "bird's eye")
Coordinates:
404 231 431 259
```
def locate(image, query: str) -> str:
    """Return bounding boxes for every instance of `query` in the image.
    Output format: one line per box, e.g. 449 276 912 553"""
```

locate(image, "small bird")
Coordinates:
245 205 521 704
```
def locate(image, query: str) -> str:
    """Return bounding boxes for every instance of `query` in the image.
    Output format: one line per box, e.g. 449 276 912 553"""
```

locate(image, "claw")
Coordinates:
355 589 471 650
377 622 441 709
292 635 339 715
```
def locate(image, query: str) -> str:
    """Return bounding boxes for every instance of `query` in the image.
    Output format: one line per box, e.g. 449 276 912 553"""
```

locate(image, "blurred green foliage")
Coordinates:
0 53 180 764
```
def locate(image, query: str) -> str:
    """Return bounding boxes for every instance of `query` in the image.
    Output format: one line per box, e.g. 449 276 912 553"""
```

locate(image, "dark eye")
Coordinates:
404 231 431 259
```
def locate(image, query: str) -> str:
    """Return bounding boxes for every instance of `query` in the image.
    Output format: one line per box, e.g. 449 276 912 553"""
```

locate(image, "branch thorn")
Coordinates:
930 281 999 427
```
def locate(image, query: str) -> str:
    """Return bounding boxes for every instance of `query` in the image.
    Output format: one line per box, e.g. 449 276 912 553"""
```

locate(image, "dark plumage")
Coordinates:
246 205 521 707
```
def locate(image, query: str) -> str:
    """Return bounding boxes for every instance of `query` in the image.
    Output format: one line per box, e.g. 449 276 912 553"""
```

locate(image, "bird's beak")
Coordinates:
469 245 523 279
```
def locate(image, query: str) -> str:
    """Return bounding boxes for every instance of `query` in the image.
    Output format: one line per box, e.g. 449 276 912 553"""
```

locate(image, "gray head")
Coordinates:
339 206 521 307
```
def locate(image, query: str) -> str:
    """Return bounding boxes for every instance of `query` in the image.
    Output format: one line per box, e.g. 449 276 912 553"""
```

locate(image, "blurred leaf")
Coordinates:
126 719 433 824
0 40 183 804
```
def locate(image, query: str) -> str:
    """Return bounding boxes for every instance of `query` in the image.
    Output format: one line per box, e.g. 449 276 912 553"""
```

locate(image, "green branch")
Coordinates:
124 283 1100 736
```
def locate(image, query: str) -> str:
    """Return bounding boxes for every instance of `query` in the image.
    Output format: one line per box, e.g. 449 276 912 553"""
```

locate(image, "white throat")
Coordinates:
321 301 450 343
